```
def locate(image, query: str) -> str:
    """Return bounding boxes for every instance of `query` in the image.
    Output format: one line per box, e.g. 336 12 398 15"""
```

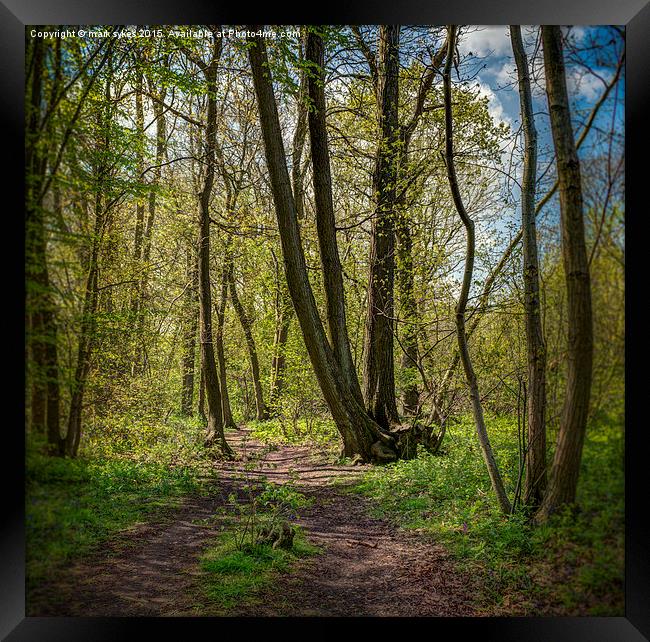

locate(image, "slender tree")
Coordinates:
227 254 269 421
536 26 593 521
184 31 232 455
510 25 547 508
180 242 199 416
214 260 237 429
442 25 511 515
248 27 397 461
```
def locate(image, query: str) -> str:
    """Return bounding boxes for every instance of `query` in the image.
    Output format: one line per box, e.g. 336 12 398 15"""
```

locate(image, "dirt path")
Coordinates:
29 429 477 617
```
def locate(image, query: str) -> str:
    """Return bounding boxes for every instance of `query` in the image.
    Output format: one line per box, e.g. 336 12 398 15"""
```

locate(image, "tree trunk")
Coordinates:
66 186 102 458
536 26 593 521
269 280 292 414
443 26 511 515
292 28 309 222
195 37 232 456
395 181 420 416
132 86 166 376
362 25 401 429
511 25 548 509
305 30 364 404
248 29 394 462
214 262 236 429
180 244 198 416
227 257 269 421
198 367 206 423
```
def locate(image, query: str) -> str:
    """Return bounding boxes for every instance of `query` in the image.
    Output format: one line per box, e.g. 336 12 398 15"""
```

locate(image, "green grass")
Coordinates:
249 416 339 448
25 417 216 607
198 527 320 613
349 413 624 615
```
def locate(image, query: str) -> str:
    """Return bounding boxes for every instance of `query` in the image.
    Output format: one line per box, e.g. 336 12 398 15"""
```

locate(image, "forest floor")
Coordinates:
29 428 478 617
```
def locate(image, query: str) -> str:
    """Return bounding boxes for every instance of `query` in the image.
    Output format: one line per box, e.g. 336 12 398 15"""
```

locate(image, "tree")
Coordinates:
536 26 593 521
248 27 397 462
226 252 269 421
510 25 547 508
442 25 511 515
183 30 232 456
361 25 401 429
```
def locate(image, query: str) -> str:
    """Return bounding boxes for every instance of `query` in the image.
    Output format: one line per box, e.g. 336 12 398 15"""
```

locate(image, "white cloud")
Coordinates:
459 26 511 58
494 60 517 88
475 81 511 126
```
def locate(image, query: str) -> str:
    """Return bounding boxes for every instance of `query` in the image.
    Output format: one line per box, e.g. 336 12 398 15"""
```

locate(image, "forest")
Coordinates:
25 24 625 617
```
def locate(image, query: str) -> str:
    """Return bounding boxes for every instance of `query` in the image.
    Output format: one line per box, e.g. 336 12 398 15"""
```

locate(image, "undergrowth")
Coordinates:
248 416 339 448
25 414 219 611
198 528 320 613
350 413 624 616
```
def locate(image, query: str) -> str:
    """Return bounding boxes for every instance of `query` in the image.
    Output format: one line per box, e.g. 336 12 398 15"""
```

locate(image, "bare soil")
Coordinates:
29 429 478 617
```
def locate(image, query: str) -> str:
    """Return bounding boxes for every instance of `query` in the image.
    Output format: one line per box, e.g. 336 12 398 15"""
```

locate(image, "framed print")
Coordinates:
3 0 648 638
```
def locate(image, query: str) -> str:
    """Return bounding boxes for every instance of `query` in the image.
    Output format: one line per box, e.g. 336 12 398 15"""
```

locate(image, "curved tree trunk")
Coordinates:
511 25 548 509
443 26 512 515
536 26 593 521
306 31 365 406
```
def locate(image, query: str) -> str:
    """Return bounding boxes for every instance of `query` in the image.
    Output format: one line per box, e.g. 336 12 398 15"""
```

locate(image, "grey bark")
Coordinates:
511 25 548 508
536 26 593 521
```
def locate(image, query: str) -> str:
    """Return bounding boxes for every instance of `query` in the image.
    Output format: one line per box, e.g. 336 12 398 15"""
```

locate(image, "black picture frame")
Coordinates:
2 0 647 638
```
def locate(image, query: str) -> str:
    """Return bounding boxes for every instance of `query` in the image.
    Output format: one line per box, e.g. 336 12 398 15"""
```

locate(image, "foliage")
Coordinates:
25 429 207 604
198 528 319 612
248 416 339 447
351 413 624 615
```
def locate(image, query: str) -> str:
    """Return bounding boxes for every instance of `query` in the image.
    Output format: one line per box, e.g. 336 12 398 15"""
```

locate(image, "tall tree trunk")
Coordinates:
305 30 364 404
443 26 512 515
510 25 548 509
198 367 206 423
292 28 309 222
362 25 401 429
180 243 198 416
353 29 447 420
395 186 420 415
227 257 269 421
132 87 166 376
536 26 593 521
248 29 394 462
213 260 236 429
196 38 232 456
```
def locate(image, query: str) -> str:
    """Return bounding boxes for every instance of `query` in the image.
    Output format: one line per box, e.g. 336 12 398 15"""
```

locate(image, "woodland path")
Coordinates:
30 429 477 617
